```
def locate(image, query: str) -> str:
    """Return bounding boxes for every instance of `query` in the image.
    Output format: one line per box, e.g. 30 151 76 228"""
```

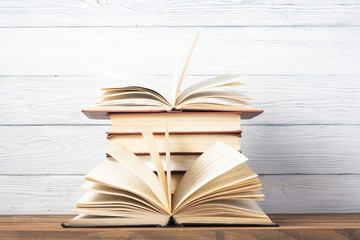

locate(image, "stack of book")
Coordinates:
83 110 260 172
64 32 276 227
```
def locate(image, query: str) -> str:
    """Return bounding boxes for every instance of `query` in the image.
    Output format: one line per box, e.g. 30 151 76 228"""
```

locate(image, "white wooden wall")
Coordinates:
1 0 360 214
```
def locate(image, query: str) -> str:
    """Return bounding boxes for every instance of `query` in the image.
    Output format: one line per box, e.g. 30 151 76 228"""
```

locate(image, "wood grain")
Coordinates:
1 74 359 125
0 214 359 239
0 125 359 175
0 0 359 27
1 27 360 75
0 175 359 214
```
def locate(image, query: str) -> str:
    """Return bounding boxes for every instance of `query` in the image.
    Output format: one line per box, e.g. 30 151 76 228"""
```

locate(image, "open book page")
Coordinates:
175 74 247 105
84 157 165 212
170 29 184 106
173 163 259 211
180 102 260 111
174 199 273 224
165 124 172 209
81 181 163 213
177 90 252 106
104 142 169 213
75 191 161 215
141 127 169 210
93 91 170 107
173 30 200 107
172 141 248 212
98 71 173 105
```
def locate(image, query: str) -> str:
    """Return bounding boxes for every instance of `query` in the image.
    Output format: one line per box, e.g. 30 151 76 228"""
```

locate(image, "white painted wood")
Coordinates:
260 175 360 213
1 28 360 75
0 0 359 215
0 0 359 27
1 125 359 175
1 175 359 214
1 74 359 125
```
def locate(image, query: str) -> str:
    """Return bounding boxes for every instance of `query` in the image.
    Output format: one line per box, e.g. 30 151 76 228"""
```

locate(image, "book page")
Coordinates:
81 181 165 213
141 127 169 211
180 102 260 111
104 142 169 213
176 90 251 105
165 123 172 210
76 191 160 214
85 157 165 211
176 74 246 105
172 141 248 212
94 92 169 106
173 30 200 106
174 199 273 225
174 163 258 210
170 29 184 106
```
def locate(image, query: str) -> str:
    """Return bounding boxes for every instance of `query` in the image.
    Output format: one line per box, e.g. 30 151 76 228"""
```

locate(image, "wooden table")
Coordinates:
0 214 359 239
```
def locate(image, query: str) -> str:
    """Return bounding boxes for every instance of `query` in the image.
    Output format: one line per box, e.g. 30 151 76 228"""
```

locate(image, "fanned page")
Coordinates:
104 141 169 212
172 141 274 225
172 141 248 211
67 156 170 227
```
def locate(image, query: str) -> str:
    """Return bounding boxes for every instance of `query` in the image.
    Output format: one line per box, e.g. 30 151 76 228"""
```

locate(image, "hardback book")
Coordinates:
82 31 263 120
107 133 241 154
64 128 274 227
107 112 241 134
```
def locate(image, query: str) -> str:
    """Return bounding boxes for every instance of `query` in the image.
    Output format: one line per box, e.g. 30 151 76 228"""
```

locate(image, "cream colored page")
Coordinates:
96 92 164 101
174 200 273 225
165 124 172 209
176 74 246 105
175 163 257 210
180 199 268 215
173 30 200 104
81 181 164 213
141 127 168 208
104 142 169 212
173 141 248 211
74 208 166 218
170 29 184 107
180 102 259 111
76 191 158 213
100 87 169 102
177 90 251 105
86 156 164 211
183 190 264 208
88 105 171 111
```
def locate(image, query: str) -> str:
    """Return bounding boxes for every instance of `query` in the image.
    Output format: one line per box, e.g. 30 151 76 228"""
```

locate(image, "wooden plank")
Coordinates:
1 125 359 175
1 74 359 125
0 175 360 214
0 0 359 27
0 215 359 240
0 225 359 240
1 27 360 75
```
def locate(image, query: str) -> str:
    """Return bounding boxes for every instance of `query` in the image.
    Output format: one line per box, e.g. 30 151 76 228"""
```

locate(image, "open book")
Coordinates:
64 127 274 227
86 31 262 114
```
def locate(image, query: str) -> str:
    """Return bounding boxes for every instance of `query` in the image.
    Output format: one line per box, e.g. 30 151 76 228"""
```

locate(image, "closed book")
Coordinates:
107 133 241 154
107 112 242 133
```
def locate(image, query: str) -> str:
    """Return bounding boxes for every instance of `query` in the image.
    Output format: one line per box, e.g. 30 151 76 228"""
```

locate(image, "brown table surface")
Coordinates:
0 214 359 239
